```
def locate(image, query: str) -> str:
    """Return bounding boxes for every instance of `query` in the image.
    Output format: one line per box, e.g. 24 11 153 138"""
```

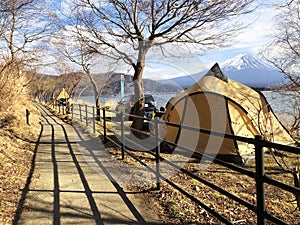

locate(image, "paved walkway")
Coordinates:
15 104 161 225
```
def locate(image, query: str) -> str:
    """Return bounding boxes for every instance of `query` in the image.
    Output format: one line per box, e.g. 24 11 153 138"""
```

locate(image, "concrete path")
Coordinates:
15 104 161 225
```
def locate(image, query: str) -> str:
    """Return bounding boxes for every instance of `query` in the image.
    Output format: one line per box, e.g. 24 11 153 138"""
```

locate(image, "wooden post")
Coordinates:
255 135 266 225
103 108 107 143
154 118 161 190
26 109 30 125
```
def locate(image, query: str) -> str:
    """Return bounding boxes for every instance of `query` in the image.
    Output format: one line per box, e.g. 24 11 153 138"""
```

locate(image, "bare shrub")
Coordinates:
0 60 28 113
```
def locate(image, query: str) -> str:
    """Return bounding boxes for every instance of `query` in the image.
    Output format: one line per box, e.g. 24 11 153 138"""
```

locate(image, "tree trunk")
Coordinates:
131 73 145 135
131 42 150 138
85 69 100 121
95 96 101 121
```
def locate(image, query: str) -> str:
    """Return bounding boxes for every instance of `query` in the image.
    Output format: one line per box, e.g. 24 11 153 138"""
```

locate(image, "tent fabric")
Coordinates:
159 63 296 163
56 88 70 100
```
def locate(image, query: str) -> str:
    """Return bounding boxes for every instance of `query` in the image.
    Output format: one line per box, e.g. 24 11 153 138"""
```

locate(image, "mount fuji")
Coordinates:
220 53 273 71
220 53 285 88
164 53 286 89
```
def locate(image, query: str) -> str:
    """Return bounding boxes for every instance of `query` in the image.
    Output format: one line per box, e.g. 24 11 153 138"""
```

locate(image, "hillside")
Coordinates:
36 72 182 100
0 96 41 224
74 73 182 96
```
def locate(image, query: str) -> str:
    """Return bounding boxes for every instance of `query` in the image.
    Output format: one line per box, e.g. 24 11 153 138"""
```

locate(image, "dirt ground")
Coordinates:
105 142 300 225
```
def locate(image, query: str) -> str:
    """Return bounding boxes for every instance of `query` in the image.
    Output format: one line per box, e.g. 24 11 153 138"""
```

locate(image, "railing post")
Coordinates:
255 135 266 225
85 105 88 127
71 104 74 123
26 109 30 125
121 111 125 160
103 108 107 143
154 118 161 190
79 104 82 123
92 106 96 133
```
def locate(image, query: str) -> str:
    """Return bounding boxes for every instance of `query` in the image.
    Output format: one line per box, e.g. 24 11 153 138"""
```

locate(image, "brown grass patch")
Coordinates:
0 97 41 225
101 131 300 224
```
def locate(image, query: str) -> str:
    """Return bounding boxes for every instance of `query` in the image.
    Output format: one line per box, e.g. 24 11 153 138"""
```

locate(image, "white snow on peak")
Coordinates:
220 53 273 71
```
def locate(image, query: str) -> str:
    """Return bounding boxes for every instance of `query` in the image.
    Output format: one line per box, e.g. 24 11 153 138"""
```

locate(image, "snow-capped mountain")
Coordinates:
220 53 273 71
220 53 285 87
159 53 286 89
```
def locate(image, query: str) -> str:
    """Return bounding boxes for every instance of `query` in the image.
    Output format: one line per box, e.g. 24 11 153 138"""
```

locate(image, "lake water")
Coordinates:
77 92 178 109
263 91 298 128
76 91 298 129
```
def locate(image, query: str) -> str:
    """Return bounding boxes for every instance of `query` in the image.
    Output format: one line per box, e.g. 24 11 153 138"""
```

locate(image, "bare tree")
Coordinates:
261 1 300 209
0 0 56 64
0 0 56 112
53 26 116 119
50 59 83 98
61 0 255 133
262 0 300 136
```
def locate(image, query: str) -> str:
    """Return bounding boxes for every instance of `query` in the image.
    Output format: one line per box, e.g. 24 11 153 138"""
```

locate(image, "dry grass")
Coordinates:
102 132 300 225
0 94 41 225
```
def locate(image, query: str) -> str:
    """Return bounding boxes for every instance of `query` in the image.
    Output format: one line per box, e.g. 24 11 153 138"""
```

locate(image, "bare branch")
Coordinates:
59 0 255 131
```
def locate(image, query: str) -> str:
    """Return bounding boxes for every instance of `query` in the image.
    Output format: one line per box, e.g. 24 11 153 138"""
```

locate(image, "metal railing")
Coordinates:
70 104 300 225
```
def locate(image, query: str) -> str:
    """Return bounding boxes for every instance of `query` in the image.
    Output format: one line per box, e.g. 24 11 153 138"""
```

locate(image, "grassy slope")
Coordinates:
0 96 41 225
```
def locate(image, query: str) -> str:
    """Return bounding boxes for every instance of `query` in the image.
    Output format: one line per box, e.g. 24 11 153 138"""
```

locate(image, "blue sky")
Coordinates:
143 0 284 79
51 0 283 79
201 0 282 66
